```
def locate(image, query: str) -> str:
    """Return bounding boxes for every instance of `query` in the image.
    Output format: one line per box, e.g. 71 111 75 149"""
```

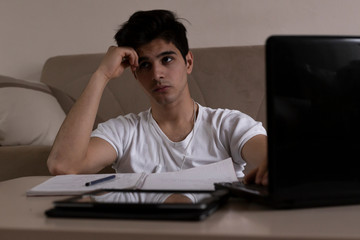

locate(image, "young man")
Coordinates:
47 10 268 185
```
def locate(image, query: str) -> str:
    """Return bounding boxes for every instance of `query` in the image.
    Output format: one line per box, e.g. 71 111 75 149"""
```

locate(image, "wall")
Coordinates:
1 0 360 82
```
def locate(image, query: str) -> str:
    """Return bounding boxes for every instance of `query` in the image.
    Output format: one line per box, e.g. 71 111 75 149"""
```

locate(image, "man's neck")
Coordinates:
151 98 197 142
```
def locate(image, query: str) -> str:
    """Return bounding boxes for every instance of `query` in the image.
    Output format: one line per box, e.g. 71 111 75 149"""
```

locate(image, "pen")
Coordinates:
85 175 116 187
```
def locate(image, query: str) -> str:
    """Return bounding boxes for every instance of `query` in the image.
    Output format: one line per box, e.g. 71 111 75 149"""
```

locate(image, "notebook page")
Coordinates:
141 158 238 190
27 158 238 196
26 173 142 196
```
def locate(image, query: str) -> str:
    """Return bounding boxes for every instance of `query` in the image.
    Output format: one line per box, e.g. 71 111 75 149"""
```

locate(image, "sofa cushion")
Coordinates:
0 75 66 146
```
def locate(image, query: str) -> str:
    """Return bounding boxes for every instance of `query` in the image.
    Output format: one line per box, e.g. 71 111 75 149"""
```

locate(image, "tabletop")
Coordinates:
1 176 360 240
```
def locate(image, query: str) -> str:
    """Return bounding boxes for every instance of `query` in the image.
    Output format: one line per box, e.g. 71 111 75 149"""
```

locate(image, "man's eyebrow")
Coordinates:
156 51 176 58
138 51 177 63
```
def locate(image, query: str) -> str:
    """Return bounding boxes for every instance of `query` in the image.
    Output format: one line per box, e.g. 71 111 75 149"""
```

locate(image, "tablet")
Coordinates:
45 189 230 221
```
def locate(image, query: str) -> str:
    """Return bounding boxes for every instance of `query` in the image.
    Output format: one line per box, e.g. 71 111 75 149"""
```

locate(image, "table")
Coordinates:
1 176 360 240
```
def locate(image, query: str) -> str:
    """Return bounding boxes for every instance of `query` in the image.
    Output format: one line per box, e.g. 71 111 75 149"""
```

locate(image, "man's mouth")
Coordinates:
153 85 170 93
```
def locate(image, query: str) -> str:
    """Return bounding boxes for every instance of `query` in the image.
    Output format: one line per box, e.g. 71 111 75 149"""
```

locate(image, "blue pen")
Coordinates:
85 175 116 187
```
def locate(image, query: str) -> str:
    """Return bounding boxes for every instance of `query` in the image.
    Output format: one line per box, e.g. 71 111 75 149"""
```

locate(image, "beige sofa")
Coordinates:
0 46 266 181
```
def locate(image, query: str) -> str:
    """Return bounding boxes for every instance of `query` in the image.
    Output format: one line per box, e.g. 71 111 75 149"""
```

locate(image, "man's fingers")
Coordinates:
261 171 268 186
244 162 268 186
255 166 266 185
120 49 138 72
255 158 268 185
244 168 257 184
123 49 138 65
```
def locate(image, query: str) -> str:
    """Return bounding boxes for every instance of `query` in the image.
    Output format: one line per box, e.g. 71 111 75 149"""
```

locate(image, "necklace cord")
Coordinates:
179 100 197 170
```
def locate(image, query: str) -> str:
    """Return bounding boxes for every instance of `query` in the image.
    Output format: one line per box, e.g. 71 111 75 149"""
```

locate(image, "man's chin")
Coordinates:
151 95 176 106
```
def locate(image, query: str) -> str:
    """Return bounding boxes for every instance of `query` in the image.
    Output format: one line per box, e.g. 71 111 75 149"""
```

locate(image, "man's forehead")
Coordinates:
136 39 180 58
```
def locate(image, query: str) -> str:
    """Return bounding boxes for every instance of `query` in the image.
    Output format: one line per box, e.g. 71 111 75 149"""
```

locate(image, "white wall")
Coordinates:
1 0 360 82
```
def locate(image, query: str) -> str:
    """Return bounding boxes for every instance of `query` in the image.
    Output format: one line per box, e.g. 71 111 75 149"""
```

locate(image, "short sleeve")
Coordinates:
91 113 139 159
219 110 267 165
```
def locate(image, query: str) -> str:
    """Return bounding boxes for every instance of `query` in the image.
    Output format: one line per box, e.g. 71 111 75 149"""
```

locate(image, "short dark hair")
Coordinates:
114 10 189 61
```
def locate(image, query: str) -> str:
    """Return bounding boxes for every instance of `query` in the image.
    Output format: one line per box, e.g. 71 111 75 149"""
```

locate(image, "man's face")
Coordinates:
133 38 193 106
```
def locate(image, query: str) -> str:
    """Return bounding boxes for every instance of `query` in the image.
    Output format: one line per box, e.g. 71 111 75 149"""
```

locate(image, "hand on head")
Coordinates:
97 46 139 82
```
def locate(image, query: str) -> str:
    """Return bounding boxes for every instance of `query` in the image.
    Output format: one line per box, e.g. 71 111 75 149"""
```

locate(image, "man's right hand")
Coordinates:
96 46 139 82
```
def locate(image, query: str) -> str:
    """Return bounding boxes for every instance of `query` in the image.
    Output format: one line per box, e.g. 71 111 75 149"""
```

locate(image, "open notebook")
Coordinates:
27 158 238 196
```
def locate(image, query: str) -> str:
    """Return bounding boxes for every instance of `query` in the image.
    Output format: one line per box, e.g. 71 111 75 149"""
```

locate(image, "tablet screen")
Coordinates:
74 190 213 204
54 189 229 207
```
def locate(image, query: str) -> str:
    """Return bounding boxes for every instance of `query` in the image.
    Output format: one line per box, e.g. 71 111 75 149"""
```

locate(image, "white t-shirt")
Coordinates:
91 104 267 177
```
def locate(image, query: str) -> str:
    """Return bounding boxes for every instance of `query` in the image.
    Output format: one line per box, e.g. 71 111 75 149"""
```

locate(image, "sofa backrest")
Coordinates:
41 46 266 127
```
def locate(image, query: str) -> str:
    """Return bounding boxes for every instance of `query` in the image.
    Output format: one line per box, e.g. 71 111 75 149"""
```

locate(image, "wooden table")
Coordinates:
1 176 360 240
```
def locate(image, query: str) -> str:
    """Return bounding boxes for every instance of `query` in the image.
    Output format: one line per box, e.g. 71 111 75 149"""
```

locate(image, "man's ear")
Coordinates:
186 51 194 74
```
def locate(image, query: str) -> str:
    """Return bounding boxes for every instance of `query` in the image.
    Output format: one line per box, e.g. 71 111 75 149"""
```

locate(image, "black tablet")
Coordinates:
45 189 230 221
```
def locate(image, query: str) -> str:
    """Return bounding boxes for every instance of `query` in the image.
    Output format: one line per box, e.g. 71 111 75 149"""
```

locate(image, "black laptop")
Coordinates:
216 36 360 208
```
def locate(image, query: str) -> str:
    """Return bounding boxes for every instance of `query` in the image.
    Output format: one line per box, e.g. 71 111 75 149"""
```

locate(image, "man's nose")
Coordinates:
151 62 165 81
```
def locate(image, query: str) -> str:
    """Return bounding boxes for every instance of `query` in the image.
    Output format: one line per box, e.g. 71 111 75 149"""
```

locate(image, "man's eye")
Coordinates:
162 56 173 64
139 62 150 70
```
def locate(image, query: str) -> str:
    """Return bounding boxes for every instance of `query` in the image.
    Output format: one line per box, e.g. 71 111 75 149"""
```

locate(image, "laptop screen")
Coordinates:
266 36 360 201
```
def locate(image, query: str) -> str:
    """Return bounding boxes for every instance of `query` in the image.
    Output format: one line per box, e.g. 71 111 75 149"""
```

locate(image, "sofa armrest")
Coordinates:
0 145 115 182
0 145 51 181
